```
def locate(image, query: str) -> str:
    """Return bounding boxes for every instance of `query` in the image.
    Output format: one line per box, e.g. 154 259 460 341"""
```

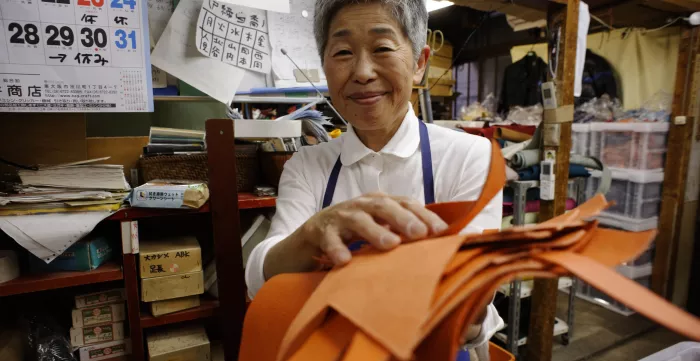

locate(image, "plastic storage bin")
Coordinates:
589 122 669 170
576 274 651 316
572 123 591 156
639 342 700 361
587 169 664 220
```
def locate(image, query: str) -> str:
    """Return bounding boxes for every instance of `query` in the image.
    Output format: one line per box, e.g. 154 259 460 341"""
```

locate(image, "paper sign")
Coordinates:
216 0 288 13
267 0 325 87
195 0 271 74
0 0 153 112
151 0 245 104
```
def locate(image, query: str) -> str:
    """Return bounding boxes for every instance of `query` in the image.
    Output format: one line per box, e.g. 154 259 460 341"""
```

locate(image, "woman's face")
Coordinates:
323 3 429 131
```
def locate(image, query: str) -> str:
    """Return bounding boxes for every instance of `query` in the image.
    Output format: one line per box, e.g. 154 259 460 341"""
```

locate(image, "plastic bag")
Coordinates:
505 104 543 126
460 93 499 121
574 95 623 123
21 314 76 361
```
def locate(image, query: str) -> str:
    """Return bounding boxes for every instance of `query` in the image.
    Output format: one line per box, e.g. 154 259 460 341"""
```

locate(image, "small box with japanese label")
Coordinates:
72 303 126 328
150 295 201 317
75 289 126 309
131 181 209 209
141 271 204 302
140 236 202 279
78 338 132 361
70 322 125 347
147 325 210 361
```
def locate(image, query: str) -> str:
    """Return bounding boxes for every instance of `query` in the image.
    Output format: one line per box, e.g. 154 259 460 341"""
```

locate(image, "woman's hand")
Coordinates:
263 192 448 280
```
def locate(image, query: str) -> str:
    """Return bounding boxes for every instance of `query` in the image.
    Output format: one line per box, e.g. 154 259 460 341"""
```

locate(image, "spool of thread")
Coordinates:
0 250 20 284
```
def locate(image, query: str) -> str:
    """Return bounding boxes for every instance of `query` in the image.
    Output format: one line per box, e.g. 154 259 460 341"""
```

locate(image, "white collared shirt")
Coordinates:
245 106 504 348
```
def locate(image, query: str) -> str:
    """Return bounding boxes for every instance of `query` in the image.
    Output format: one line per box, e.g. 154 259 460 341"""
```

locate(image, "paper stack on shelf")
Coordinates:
0 158 130 264
71 288 131 360
145 127 206 156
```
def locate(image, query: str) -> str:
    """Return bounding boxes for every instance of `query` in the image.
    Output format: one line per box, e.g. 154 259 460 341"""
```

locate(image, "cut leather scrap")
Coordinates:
239 139 700 361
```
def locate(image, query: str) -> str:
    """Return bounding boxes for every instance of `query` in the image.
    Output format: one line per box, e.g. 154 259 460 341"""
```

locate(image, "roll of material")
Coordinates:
0 250 20 284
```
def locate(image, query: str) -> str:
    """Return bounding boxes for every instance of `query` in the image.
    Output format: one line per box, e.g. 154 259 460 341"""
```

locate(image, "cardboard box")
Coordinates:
147 326 210 361
31 236 113 272
72 303 126 328
0 328 23 361
150 295 200 317
141 271 204 302
139 236 202 279
78 338 132 361
70 322 125 347
75 289 126 309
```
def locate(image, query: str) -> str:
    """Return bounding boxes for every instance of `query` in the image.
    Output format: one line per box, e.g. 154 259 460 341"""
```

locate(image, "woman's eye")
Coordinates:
375 47 393 53
333 50 352 57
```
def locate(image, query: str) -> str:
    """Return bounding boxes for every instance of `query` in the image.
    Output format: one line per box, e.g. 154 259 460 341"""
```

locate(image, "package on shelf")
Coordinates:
571 123 591 156
78 338 131 361
131 181 209 209
73 303 126 328
586 168 664 220
141 271 204 302
140 236 202 279
589 122 669 170
30 236 114 272
150 295 201 317
147 325 210 361
75 289 126 309
70 322 125 347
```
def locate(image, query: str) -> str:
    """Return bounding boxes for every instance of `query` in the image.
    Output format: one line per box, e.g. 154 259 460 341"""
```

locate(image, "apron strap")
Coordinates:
322 120 435 209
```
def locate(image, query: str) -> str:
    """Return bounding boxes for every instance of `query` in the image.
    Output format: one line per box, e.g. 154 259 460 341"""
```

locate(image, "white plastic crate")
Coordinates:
572 123 591 156
597 212 658 232
589 122 669 170
639 342 700 361
587 169 664 220
576 274 651 316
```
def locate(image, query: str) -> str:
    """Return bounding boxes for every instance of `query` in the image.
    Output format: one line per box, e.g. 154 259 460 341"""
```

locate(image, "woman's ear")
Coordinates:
412 45 432 85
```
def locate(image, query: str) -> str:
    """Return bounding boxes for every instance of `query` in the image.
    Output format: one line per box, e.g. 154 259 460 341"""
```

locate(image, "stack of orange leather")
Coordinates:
239 140 700 361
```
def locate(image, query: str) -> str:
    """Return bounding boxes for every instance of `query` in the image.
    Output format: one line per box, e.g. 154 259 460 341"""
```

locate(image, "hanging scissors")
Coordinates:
427 29 444 57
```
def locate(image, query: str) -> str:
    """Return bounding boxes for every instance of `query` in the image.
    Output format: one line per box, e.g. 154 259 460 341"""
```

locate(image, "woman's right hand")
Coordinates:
263 192 448 280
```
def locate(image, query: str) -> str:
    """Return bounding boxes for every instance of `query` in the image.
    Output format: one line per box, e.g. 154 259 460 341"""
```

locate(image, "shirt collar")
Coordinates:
340 104 420 166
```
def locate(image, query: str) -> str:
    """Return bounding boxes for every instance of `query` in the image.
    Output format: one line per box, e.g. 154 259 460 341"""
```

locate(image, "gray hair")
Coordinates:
313 0 428 63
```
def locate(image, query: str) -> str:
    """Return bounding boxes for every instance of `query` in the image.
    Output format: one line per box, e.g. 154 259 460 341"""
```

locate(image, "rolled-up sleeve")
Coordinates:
245 151 318 299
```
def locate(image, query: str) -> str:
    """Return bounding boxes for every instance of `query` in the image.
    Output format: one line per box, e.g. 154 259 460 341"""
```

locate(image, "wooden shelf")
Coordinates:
0 262 123 297
109 193 276 220
140 298 219 328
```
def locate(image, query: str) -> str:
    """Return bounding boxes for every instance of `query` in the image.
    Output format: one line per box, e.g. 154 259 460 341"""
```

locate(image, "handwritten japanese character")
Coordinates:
81 14 97 24
241 47 250 55
226 52 235 61
221 5 233 19
74 53 91 64
257 35 266 48
228 27 241 39
217 22 226 32
149 265 165 273
254 51 263 60
245 31 253 42
114 16 128 25
212 46 220 58
239 57 247 66
235 12 246 24
250 14 259 28
253 60 262 69
49 54 67 63
206 16 214 27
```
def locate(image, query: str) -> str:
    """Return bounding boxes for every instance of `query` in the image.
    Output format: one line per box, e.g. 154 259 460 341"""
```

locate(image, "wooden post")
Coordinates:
653 28 700 298
206 119 246 361
526 0 578 360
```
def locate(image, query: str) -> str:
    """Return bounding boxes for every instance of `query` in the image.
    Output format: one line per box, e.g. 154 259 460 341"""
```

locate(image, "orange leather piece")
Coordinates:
239 139 700 361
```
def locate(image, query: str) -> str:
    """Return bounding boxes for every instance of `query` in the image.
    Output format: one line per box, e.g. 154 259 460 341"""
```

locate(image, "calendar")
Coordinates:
0 0 153 112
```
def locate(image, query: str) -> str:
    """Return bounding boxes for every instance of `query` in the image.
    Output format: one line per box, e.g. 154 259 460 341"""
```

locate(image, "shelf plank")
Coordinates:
140 298 219 328
109 194 276 220
0 262 123 297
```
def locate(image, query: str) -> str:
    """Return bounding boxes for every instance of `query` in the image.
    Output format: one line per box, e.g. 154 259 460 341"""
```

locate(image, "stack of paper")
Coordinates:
0 159 130 263
145 127 206 156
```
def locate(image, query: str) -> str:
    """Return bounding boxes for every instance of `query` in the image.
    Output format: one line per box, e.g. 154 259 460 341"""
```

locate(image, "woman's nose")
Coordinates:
351 54 377 84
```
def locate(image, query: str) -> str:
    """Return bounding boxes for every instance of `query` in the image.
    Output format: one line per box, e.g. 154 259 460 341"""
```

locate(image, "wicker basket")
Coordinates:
140 144 260 192
259 151 295 186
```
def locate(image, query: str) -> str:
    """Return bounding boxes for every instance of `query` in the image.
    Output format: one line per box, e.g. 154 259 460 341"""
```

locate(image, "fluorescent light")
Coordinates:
426 0 453 12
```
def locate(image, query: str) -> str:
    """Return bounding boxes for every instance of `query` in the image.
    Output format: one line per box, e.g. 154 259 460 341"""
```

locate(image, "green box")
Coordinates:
31 236 114 272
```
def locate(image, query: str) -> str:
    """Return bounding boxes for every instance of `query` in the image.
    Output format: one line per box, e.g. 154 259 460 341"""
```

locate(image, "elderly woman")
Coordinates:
246 0 504 359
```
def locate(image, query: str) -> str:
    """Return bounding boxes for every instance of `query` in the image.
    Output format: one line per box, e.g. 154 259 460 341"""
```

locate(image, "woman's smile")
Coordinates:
347 91 389 105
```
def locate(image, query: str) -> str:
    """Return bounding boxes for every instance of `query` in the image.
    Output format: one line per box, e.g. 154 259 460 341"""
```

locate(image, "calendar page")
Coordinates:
0 0 153 112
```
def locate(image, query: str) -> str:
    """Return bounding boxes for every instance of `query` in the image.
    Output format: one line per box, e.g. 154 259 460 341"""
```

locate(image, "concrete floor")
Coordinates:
548 292 688 361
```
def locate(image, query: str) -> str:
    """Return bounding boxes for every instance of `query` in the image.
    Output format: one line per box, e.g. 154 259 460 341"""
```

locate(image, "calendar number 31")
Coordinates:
115 29 136 49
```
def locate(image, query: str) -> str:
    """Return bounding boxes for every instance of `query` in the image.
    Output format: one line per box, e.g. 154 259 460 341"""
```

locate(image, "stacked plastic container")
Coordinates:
571 121 669 315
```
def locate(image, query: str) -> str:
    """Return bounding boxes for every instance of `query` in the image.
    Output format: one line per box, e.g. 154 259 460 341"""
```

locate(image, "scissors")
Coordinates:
427 29 444 57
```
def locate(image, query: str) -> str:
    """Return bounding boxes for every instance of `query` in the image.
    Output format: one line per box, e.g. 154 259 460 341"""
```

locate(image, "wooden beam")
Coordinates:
526 0 579 360
206 119 246 361
654 28 700 297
